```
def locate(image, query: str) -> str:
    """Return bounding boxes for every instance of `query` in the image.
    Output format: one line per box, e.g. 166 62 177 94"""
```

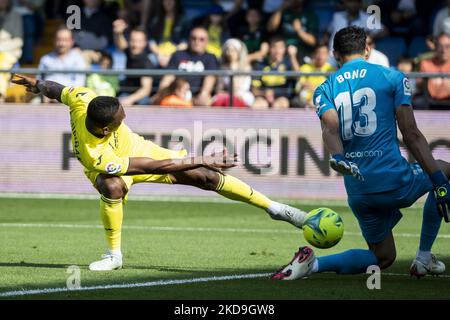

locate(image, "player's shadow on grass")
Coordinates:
0 262 89 269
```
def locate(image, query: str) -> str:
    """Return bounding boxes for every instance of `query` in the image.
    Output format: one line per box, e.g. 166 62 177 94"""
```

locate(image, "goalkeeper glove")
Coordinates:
430 170 450 223
329 154 364 181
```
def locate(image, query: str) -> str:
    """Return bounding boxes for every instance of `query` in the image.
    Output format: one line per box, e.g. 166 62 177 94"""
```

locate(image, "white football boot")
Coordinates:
268 203 307 229
271 246 316 280
89 252 123 271
410 254 445 278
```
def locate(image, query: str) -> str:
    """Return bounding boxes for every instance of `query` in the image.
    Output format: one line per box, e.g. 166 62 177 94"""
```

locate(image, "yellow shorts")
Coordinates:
84 140 187 193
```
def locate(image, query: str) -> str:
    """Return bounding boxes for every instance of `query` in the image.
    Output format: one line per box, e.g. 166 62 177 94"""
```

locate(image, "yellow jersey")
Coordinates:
61 86 144 176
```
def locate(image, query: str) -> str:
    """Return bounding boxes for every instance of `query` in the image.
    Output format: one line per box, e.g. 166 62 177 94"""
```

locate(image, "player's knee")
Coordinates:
189 168 219 190
97 176 126 199
192 168 219 190
376 251 396 270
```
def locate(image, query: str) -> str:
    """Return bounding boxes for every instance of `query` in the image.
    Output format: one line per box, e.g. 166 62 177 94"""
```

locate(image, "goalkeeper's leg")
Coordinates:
170 168 307 228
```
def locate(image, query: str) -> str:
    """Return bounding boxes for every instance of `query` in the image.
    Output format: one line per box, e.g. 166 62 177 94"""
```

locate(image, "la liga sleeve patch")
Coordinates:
105 162 122 174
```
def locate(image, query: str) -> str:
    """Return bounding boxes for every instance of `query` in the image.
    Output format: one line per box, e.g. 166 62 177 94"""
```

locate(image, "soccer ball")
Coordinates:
302 208 344 249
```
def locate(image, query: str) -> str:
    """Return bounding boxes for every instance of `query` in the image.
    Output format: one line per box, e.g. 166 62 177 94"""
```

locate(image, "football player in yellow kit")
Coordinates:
12 74 307 271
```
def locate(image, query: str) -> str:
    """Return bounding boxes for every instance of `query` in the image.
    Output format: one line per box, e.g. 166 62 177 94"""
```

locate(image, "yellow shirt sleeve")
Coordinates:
89 147 130 176
61 86 98 115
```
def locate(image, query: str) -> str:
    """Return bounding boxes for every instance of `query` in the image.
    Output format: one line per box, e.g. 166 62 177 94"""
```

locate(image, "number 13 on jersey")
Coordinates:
334 87 377 140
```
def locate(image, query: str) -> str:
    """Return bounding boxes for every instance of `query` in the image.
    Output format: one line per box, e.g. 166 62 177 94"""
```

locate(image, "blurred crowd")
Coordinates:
1 0 450 109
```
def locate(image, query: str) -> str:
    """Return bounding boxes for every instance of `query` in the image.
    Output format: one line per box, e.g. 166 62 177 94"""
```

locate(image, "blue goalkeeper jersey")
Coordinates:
314 58 413 195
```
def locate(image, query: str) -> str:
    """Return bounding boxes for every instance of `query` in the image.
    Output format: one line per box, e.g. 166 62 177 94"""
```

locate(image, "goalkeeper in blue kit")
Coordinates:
272 26 450 280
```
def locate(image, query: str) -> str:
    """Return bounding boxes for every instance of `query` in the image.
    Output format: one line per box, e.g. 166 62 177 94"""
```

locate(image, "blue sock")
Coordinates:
419 192 442 252
317 249 378 274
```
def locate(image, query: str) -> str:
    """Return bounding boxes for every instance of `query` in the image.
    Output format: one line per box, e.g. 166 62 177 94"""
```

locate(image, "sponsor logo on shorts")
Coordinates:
105 162 122 174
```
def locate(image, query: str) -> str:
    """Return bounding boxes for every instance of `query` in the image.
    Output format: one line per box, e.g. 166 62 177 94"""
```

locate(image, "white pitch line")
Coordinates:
0 192 423 208
1 222 450 239
0 273 272 298
1 271 449 298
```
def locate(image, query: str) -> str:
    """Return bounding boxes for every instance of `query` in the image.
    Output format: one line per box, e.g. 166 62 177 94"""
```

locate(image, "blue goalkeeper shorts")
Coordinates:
347 163 433 244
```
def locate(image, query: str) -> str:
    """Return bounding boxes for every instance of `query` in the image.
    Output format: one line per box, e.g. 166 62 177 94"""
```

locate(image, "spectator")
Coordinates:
323 0 386 52
239 7 269 65
379 0 425 38
251 35 299 109
413 35 436 67
225 0 264 36
417 33 450 102
201 4 230 58
153 77 193 107
86 51 119 97
293 44 334 109
366 34 390 67
158 27 219 106
113 21 153 105
72 0 113 51
0 0 23 63
148 0 189 68
38 26 86 88
433 0 450 37
212 38 254 107
267 0 318 62
0 0 23 99
262 0 283 20
396 56 416 95
14 0 45 64
123 0 152 29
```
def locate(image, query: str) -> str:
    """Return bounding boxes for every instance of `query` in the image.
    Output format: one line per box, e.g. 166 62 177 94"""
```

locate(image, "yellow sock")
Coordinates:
100 195 123 252
215 174 271 210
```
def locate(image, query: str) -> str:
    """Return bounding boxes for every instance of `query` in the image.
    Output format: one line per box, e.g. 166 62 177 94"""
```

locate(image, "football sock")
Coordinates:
317 249 378 274
419 191 442 253
416 250 431 264
100 195 123 254
215 174 305 227
215 174 271 209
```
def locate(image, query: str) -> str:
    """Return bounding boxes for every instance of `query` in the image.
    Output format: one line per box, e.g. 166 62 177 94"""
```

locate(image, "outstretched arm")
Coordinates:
11 73 65 102
127 150 237 175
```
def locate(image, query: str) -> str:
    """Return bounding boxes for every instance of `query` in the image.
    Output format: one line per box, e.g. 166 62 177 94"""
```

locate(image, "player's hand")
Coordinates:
202 149 237 174
430 170 450 222
329 154 364 181
11 73 40 94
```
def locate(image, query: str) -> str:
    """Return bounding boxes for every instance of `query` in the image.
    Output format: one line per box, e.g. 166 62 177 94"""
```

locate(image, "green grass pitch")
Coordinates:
0 196 450 299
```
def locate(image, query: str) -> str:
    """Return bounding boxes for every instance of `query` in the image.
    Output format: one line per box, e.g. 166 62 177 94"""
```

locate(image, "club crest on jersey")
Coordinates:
403 78 411 96
105 162 122 174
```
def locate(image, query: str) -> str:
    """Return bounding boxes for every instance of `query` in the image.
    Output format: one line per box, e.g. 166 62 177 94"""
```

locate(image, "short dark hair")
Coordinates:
56 25 73 38
87 96 121 127
313 43 329 52
269 34 285 46
130 26 147 37
100 51 112 63
333 26 366 56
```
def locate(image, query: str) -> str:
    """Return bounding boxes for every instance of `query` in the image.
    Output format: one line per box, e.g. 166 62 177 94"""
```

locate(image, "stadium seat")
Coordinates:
408 36 428 58
374 37 407 66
